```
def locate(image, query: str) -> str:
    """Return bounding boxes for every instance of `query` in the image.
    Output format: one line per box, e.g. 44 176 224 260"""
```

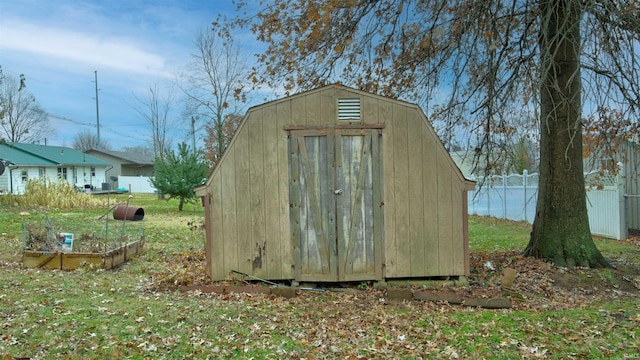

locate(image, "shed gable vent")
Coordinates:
338 98 361 121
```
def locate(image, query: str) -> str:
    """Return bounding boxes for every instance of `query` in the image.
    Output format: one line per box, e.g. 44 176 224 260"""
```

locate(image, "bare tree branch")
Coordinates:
133 83 176 160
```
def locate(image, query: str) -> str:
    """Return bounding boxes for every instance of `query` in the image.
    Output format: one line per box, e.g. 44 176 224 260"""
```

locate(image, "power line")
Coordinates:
48 114 94 127
101 126 147 142
48 114 147 142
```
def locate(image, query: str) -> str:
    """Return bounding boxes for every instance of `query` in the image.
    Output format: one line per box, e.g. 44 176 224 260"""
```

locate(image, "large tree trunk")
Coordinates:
524 0 608 268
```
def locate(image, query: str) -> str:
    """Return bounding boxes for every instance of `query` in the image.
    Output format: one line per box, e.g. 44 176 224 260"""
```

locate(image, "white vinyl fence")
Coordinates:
118 176 157 194
468 169 627 240
584 171 626 240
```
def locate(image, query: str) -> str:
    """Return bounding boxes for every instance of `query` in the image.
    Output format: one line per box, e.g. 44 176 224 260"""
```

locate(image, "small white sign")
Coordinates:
61 233 74 252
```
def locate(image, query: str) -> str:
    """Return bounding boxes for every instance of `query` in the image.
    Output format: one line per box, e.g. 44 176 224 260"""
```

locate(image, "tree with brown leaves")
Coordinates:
216 0 640 268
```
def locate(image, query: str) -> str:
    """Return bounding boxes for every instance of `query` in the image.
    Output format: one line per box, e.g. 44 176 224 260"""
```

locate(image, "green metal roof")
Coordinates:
0 143 56 165
0 143 111 166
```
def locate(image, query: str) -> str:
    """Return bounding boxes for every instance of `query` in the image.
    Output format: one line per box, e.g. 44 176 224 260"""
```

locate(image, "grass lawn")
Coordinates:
1 194 639 359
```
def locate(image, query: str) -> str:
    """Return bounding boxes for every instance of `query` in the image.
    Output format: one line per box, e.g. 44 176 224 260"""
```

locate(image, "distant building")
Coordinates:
84 149 155 189
0 142 110 194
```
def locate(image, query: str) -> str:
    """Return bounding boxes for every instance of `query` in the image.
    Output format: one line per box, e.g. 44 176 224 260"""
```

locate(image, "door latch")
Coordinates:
334 189 343 195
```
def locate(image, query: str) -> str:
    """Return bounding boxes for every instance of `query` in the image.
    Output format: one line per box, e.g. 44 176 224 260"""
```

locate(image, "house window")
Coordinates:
91 167 96 177
57 167 67 180
338 98 361 121
21 170 28 182
38 168 45 179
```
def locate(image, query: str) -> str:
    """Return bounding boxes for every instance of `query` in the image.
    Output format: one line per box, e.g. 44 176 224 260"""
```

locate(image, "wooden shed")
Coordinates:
195 84 475 283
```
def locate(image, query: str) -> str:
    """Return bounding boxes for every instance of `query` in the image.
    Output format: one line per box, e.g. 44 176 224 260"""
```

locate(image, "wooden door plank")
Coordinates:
298 135 332 276
342 133 371 278
300 136 320 274
326 131 337 279
336 134 354 277
363 136 375 275
334 130 347 278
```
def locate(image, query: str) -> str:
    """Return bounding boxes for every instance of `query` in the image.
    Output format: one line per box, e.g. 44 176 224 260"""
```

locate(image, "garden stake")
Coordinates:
120 195 133 247
98 204 119 220
105 192 111 249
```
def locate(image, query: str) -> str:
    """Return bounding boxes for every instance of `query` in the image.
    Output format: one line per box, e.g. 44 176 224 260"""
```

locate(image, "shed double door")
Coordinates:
289 128 382 282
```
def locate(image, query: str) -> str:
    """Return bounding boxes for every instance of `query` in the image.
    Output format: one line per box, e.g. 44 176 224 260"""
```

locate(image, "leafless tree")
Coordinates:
0 70 53 143
121 145 154 156
177 29 249 163
134 83 176 160
72 129 111 151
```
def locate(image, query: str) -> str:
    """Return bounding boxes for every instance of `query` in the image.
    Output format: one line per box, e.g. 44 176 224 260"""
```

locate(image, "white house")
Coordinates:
0 142 111 195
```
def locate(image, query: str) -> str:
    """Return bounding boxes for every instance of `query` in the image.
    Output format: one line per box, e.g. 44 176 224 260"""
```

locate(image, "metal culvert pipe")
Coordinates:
113 205 145 221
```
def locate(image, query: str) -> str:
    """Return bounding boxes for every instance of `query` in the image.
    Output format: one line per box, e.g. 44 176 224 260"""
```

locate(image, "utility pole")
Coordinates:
94 70 100 143
191 116 197 155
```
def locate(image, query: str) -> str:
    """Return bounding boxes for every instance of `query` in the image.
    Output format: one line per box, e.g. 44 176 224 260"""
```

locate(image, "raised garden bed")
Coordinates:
22 237 144 270
21 204 145 270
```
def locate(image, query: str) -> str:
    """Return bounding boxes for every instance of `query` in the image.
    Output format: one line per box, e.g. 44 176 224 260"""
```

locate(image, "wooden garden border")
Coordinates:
22 237 145 270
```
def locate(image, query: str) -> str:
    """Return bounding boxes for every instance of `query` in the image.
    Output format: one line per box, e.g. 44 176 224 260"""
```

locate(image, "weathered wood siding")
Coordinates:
198 85 472 281
200 102 294 280
374 98 471 278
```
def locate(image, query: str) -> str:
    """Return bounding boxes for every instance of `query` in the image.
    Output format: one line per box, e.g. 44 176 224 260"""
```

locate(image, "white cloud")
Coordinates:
0 0 261 149
1 20 171 78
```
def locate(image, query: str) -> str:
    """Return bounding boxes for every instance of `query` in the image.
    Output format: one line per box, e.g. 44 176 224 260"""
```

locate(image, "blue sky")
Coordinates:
0 0 252 149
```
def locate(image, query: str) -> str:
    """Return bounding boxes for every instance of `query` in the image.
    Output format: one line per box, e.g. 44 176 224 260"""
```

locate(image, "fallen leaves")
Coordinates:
2 219 640 358
470 250 640 311
140 246 640 317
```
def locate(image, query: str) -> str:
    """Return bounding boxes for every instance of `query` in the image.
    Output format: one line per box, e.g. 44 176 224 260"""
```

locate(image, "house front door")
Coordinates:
289 128 382 282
